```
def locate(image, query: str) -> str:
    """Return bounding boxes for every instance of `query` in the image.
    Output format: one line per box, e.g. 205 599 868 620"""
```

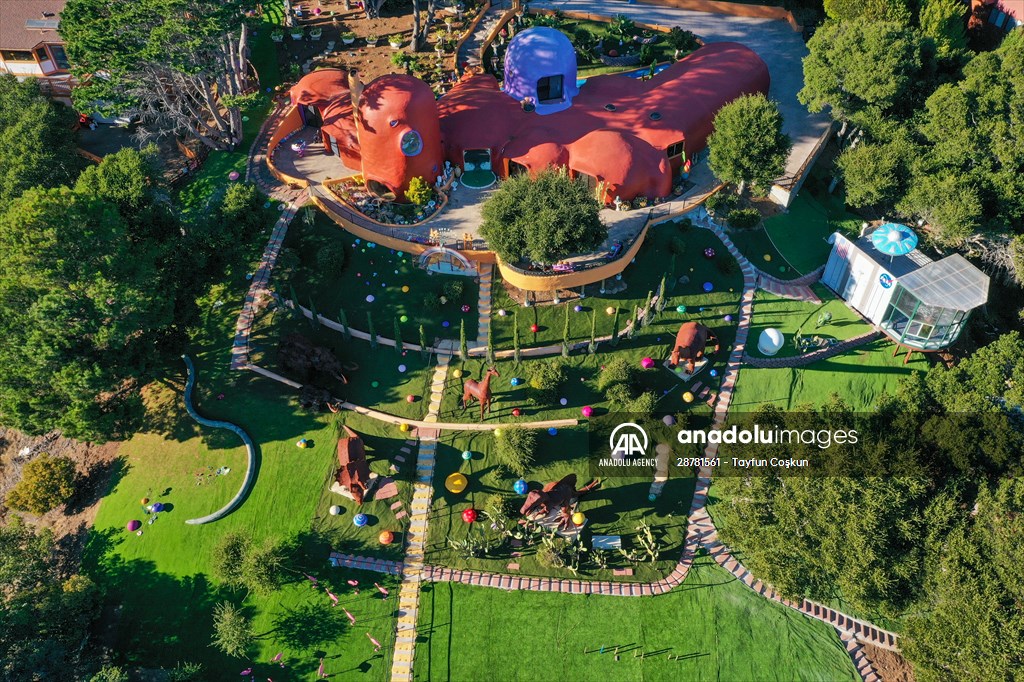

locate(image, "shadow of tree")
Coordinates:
270 602 350 652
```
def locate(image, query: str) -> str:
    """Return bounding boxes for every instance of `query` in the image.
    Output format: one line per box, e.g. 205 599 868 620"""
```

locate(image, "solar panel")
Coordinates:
25 19 60 30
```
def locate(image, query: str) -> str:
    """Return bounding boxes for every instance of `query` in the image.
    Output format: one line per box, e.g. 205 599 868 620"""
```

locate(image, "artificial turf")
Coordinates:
746 285 874 359
414 558 860 681
761 190 863 276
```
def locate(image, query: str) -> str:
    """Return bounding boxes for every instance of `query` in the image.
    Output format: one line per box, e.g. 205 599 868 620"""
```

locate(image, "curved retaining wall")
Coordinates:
181 355 259 525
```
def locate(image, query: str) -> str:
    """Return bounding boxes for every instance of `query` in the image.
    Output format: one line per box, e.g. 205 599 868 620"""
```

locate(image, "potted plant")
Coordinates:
521 96 535 112
435 41 445 56
310 26 323 41
338 31 354 45
290 26 304 40
367 33 379 46
271 28 285 42
389 34 403 49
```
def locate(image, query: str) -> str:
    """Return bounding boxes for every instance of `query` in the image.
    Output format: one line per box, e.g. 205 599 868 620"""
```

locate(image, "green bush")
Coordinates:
529 359 566 403
604 382 634 408
716 257 738 275
90 666 130 682
626 391 658 415
494 426 536 477
668 235 687 256
5 453 76 515
727 207 762 229
705 191 738 215
442 279 465 301
537 545 565 569
423 293 442 312
676 217 692 232
404 176 432 206
597 356 636 393
315 243 347 273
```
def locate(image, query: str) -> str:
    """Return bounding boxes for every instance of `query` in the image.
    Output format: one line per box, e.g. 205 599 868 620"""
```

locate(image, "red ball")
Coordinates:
530 324 539 333
406 394 416 403
512 408 521 417
462 508 478 523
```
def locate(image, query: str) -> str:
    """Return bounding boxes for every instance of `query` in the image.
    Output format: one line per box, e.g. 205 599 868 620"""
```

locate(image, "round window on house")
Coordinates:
400 130 423 156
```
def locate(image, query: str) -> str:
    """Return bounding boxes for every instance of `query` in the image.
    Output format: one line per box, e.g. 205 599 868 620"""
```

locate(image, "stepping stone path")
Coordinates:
390 354 450 681
476 263 493 347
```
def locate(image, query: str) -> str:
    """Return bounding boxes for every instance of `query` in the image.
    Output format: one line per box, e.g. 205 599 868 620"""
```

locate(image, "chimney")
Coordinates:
348 68 364 110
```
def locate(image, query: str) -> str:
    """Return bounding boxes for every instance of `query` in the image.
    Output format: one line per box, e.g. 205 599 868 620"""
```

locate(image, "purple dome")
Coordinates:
503 27 579 115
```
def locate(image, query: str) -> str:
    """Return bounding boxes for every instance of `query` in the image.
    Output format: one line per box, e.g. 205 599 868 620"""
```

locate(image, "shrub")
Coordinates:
442 279 465 300
668 235 687 256
211 601 253 658
705 191 738 215
727 207 762 229
604 382 634 408
716 257 738 275
494 426 536 477
212 532 251 587
405 176 432 206
423 293 442 311
315 243 346 273
626 391 658 415
676 217 693 232
529 359 566 403
5 453 76 514
91 666 130 682
537 545 565 569
597 356 636 393
219 182 265 236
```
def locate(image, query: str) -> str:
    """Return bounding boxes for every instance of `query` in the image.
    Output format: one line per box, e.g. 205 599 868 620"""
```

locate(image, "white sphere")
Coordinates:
398 364 407 373
758 328 785 356
366 294 375 303
329 505 342 516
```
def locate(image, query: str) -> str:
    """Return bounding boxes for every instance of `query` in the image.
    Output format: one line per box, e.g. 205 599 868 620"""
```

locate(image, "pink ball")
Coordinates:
641 357 655 369
406 394 416 403
581 406 594 418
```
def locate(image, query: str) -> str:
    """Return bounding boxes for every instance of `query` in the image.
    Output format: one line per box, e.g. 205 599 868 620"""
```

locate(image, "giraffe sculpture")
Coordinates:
462 366 499 421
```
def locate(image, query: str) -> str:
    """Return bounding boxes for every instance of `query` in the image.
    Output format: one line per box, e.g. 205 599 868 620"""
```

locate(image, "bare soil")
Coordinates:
862 644 917 682
0 427 122 575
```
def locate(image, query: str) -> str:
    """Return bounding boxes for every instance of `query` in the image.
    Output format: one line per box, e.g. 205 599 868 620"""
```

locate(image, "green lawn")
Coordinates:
730 337 928 411
746 285 874 360
762 190 863 276
281 209 480 345
490 222 745 350
423 424 695 583
414 558 860 681
725 224 794 277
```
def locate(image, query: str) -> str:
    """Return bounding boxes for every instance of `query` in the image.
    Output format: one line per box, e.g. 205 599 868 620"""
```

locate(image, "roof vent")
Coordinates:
604 103 616 112
649 111 662 121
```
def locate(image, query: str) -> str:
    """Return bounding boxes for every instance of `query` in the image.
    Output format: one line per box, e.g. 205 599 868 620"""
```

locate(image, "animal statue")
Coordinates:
279 333 355 384
462 366 499 421
669 322 720 374
520 473 601 530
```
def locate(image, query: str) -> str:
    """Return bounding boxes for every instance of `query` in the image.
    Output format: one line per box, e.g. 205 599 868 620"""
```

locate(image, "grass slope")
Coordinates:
414 558 860 681
747 285 873 360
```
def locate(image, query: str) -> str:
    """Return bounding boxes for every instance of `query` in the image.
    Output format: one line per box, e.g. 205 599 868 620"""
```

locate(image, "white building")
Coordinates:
822 231 990 351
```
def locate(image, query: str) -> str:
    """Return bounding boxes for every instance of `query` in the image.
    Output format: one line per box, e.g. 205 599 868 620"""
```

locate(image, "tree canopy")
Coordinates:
707 93 792 195
0 75 83 210
823 0 912 24
61 0 260 149
480 169 607 265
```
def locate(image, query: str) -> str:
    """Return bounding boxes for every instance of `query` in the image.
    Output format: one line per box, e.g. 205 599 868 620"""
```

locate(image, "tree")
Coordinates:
494 426 536 477
459 319 468 361
0 149 188 441
707 94 792 195
211 601 253 658
61 0 259 150
919 0 968 59
394 317 403 355
0 74 83 209
799 20 928 136
404 176 432 205
823 0 912 23
6 453 77 515
480 170 607 265
836 131 919 208
561 304 570 358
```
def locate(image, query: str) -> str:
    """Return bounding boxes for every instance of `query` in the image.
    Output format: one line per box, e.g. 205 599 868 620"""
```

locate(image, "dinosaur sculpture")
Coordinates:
520 473 601 531
669 322 720 374
462 366 499 421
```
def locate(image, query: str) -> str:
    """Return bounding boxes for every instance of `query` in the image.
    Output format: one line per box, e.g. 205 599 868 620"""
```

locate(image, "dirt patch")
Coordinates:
0 427 123 575
862 644 916 682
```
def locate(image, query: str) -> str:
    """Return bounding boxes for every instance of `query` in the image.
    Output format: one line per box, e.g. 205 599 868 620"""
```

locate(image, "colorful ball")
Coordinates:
402 285 410 293
510 377 521 386
400 315 409 323
606 306 616 315
462 508 478 523
126 520 142 532
724 314 733 323
703 282 713 293
366 294 375 303
494 428 503 437
453 369 463 378
399 423 410 432
442 321 450 327
461 450 473 461
709 369 719 378
581 405 594 418
662 414 676 426
683 392 695 403
398 364 407 373
512 408 522 417
141 497 150 505
641 357 655 369
571 512 585 526
329 505 342 516
371 381 380 388
676 305 687 313
353 513 369 527
574 304 583 312
513 479 528 495
406 394 416 403
548 427 558 436
378 531 395 545
530 323 539 333
559 398 568 405
704 247 716 258
763 254 772 262
445 472 468 493
498 309 507 316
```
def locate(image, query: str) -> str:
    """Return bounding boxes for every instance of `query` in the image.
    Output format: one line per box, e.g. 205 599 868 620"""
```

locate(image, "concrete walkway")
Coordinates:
475 263 494 347
532 0 831 180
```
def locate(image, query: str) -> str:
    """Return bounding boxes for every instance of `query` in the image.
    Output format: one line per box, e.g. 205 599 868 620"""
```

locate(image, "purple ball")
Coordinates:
574 305 583 313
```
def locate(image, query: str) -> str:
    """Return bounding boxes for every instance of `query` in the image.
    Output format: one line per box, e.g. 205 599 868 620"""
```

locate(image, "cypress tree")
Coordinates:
561 303 571 358
460 319 468 361
588 310 598 354
655 275 667 313
513 310 522 364
419 324 428 360
610 307 621 346
338 307 351 341
367 312 378 350
641 290 654 327
394 317 403 355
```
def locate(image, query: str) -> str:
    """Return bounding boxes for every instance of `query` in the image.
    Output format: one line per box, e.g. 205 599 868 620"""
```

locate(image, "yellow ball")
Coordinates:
402 285 410 293
445 472 468 494
571 512 585 526
606 306 616 315
452 369 463 378
683 392 695 403
399 423 410 432
494 428 503 438
763 254 772 262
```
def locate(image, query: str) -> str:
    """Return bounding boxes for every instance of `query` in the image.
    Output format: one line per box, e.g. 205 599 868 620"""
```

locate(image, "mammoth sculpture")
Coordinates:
668 322 720 374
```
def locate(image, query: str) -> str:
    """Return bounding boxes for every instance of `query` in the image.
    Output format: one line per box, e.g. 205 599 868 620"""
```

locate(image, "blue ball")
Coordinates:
442 321 450 328
353 514 368 527
510 377 522 387
703 282 714 292
461 450 473 461
709 369 718 378
548 427 558 436
513 479 528 495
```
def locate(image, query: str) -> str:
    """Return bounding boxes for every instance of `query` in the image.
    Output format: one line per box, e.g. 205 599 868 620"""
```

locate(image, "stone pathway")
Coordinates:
329 551 403 575
390 355 449 681
457 0 511 72
476 263 493 347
